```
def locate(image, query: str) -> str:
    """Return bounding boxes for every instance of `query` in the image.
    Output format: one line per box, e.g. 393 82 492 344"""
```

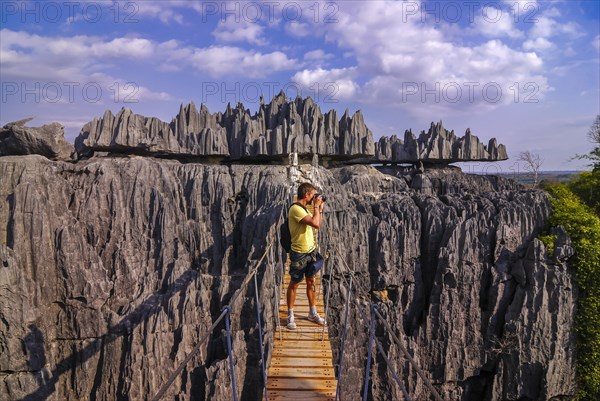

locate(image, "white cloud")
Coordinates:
303 50 333 62
594 35 600 51
523 37 554 51
212 15 267 46
292 67 359 100
294 2 550 115
188 46 296 78
285 22 311 37
529 8 582 39
1 28 297 83
473 6 523 39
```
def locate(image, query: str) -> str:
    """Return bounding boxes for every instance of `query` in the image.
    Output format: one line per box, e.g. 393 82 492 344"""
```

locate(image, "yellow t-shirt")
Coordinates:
289 204 315 253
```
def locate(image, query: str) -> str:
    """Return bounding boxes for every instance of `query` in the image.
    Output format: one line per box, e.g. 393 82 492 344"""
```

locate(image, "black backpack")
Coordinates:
279 203 308 253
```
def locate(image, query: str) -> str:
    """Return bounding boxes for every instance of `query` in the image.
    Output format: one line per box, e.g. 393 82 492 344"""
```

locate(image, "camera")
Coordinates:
315 193 327 202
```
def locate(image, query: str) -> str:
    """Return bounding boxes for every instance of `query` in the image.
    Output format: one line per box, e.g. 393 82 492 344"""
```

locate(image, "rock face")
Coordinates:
374 122 508 163
75 95 506 164
0 118 74 161
0 153 575 401
76 93 375 161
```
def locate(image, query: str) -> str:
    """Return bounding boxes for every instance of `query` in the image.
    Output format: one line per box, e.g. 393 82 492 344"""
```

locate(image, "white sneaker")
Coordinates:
307 313 326 326
287 315 297 330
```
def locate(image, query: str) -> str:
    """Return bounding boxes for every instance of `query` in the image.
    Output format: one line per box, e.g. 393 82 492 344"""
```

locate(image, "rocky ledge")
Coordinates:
0 118 74 161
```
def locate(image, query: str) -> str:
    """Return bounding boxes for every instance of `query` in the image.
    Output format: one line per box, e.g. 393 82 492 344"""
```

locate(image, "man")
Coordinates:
286 182 326 330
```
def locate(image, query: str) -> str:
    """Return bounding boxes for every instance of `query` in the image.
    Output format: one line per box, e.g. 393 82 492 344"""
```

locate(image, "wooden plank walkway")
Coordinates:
265 273 337 401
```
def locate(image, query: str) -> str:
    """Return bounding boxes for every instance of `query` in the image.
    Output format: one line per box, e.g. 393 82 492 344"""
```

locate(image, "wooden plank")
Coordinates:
272 350 331 359
267 377 336 391
268 366 335 379
270 357 332 367
275 329 329 341
266 390 334 401
279 312 326 320
275 340 330 349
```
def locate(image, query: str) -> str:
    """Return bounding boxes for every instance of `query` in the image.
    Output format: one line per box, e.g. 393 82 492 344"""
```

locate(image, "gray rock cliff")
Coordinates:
0 153 575 401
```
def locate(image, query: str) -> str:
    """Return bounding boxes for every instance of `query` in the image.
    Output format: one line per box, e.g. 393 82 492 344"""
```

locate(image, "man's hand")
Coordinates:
314 195 324 209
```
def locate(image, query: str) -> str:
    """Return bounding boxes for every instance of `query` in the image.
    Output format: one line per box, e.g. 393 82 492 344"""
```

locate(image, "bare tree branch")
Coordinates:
588 114 600 145
518 151 543 188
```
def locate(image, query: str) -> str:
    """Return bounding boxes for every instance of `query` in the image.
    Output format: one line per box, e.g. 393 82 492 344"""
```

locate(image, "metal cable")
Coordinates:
253 274 269 401
223 306 238 401
334 270 354 401
332 245 446 401
373 308 447 401
373 335 413 401
362 304 377 401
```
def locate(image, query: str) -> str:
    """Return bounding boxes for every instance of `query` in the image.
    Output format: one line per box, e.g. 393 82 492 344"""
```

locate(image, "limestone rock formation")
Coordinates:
374 122 508 163
76 105 230 158
0 118 74 161
0 153 576 401
76 93 375 161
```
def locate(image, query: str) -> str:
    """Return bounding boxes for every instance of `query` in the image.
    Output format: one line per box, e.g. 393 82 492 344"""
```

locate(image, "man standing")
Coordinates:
287 182 326 330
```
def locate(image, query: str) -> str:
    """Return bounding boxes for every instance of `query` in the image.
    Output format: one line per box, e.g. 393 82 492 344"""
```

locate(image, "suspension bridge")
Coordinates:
149 230 447 401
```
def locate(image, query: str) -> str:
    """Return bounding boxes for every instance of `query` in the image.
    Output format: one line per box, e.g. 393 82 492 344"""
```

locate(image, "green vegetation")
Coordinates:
568 171 600 216
545 179 600 400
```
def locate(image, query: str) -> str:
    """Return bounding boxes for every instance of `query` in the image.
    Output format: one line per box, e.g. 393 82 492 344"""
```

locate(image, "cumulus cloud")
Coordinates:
303 50 333 62
285 22 311 37
529 8 582 39
188 46 296 78
293 2 550 115
212 15 268 46
523 37 554 51
292 67 359 100
1 28 297 84
473 5 524 39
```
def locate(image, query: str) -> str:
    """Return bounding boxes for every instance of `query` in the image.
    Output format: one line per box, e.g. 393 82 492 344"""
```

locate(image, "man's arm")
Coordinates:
300 197 324 229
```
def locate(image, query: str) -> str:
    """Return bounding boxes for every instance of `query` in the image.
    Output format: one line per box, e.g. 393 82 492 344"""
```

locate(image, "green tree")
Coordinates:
569 171 600 216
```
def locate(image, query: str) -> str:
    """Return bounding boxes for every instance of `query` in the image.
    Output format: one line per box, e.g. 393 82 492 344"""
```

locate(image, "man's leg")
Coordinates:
287 280 301 310
306 277 316 307
286 280 300 329
306 277 325 325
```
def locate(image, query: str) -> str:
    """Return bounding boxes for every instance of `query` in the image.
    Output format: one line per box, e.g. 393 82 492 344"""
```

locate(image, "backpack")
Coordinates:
279 203 308 253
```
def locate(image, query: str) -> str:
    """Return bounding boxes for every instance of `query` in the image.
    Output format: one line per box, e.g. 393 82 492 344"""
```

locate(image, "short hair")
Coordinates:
297 182 317 199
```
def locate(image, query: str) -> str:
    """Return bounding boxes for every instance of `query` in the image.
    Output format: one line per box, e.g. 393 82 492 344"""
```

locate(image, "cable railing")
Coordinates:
149 237 276 401
150 189 446 401
325 244 448 401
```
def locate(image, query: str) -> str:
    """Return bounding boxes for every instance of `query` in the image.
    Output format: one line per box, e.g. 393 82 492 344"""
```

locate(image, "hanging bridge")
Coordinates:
150 218 448 401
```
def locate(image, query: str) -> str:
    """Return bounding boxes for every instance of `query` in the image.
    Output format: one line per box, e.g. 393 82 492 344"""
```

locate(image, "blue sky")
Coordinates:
1 0 599 171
